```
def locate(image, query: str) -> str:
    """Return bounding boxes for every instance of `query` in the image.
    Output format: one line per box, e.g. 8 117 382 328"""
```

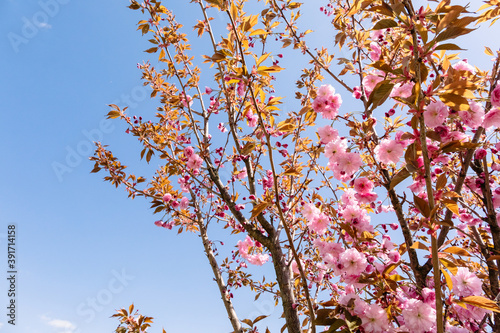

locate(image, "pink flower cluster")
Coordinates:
184 146 203 173
320 125 363 181
312 85 342 119
162 193 190 210
154 220 174 229
449 267 490 323
261 170 274 191
244 109 258 127
237 236 269 266
353 177 378 204
302 203 330 234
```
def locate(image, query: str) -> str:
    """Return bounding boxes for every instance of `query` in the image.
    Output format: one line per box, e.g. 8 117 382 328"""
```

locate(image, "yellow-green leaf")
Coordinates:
284 167 301 177
436 27 475 42
461 296 500 313
442 198 459 215
443 269 453 291
276 119 296 132
435 43 465 51
372 19 398 30
410 241 429 251
241 142 256 155
439 93 469 111
440 258 458 274
250 201 269 219
250 29 268 36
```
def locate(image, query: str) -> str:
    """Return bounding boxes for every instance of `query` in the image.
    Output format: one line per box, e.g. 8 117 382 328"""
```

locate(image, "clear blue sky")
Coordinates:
1 1 499 333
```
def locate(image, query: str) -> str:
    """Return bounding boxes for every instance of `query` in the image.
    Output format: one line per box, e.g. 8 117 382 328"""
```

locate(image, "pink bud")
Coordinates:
475 148 487 160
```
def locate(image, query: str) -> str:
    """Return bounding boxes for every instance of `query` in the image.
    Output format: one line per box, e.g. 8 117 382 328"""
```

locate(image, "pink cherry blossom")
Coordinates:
237 80 246 96
162 193 172 202
442 130 468 143
334 152 363 176
459 101 484 129
361 303 390 333
374 139 404 165
309 213 330 234
387 250 400 263
247 253 269 266
317 125 339 144
290 258 303 275
312 85 342 119
355 192 378 204
390 81 414 98
187 154 203 171
180 93 193 108
483 107 500 129
446 325 469 333
354 177 374 194
184 146 195 158
369 42 381 61
363 74 383 93
236 167 247 180
424 100 449 128
453 302 490 322
370 29 384 40
218 122 227 133
302 203 320 221
452 59 475 73
352 86 362 99
341 188 359 207
237 236 269 266
491 84 500 107
421 288 435 305
245 110 258 127
179 196 189 209
402 299 436 333
339 248 367 276
324 139 347 159
452 267 483 297
178 176 191 192
341 205 367 224
317 84 336 98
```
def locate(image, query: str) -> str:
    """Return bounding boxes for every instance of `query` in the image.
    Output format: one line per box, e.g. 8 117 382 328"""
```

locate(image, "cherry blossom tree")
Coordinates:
97 0 500 332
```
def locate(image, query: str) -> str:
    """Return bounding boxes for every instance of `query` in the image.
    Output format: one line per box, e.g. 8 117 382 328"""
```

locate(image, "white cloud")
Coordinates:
48 319 75 330
36 22 52 29
41 315 76 333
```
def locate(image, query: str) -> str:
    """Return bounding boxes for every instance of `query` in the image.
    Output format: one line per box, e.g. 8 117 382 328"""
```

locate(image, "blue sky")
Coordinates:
1 1 500 333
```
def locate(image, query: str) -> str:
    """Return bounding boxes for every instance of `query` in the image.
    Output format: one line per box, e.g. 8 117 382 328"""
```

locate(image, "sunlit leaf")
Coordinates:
461 296 500 313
